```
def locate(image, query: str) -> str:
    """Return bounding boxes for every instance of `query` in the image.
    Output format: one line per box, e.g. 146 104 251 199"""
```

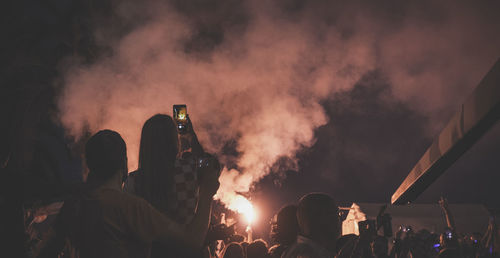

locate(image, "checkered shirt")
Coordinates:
171 154 199 224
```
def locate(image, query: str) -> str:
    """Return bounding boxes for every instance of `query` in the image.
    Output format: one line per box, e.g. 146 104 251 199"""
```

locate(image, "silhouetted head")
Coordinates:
297 193 340 242
85 130 127 183
223 242 244 258
247 239 269 258
139 114 178 169
271 204 299 246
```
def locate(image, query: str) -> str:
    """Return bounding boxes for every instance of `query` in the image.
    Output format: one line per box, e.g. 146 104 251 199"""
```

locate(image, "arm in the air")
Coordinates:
439 197 456 231
184 115 204 155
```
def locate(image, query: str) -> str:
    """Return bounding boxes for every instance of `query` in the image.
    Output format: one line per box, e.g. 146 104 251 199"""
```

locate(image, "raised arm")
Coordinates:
181 177 217 247
180 156 219 247
183 115 204 155
439 197 456 231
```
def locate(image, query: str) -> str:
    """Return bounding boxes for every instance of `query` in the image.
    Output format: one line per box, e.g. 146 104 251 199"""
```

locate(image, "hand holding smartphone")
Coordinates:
173 104 188 134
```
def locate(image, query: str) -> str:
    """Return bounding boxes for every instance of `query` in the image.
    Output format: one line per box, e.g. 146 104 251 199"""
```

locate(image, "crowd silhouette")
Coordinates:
17 113 497 258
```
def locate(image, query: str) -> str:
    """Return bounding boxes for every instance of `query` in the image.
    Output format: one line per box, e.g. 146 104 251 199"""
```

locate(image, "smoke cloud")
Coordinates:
58 0 500 209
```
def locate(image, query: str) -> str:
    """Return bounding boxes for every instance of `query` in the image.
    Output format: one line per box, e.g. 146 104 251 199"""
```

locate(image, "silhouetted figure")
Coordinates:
438 198 462 258
36 130 220 258
125 114 179 217
247 239 270 258
125 114 211 257
223 242 245 258
478 217 500 258
269 204 299 258
282 193 340 258
125 114 205 223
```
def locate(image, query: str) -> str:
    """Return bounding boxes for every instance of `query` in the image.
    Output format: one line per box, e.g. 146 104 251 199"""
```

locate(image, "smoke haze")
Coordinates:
58 0 500 208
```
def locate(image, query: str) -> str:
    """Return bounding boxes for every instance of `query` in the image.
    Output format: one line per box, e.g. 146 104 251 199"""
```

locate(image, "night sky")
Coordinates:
2 0 500 240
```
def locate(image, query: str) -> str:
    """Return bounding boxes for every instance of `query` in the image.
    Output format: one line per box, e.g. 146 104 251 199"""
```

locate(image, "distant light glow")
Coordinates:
228 195 256 225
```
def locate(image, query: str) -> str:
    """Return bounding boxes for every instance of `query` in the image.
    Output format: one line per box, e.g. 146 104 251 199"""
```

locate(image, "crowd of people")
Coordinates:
211 198 499 258
28 113 498 258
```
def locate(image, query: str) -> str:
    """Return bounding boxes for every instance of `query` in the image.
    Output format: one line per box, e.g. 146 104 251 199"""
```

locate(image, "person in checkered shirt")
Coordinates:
124 114 209 257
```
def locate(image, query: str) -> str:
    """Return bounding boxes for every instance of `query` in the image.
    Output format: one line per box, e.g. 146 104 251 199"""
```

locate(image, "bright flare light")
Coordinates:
228 195 256 225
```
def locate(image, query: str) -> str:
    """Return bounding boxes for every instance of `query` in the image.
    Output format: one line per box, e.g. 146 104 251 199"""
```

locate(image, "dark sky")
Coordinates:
255 73 500 204
2 0 500 239
249 72 500 238
163 0 500 206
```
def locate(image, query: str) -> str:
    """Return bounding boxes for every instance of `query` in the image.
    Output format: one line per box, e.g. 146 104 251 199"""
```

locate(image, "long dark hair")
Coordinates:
134 114 178 213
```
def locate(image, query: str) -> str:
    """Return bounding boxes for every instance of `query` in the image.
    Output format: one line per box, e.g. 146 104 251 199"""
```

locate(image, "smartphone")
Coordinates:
173 105 187 133
444 229 453 240
173 104 187 122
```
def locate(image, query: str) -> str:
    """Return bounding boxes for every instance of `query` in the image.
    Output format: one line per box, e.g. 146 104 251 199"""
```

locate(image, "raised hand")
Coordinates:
198 155 221 198
439 196 449 210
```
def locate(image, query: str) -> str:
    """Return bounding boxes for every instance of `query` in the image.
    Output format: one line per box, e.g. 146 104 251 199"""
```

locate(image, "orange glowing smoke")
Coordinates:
58 1 500 230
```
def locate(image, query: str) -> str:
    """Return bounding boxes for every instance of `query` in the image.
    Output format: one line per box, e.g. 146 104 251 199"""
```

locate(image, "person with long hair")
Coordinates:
124 114 214 257
125 114 179 216
125 113 207 220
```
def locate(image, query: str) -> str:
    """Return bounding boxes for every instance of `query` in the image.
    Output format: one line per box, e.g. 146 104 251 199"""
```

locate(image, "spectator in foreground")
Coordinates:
282 193 341 258
268 204 299 258
36 130 220 258
247 239 270 258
